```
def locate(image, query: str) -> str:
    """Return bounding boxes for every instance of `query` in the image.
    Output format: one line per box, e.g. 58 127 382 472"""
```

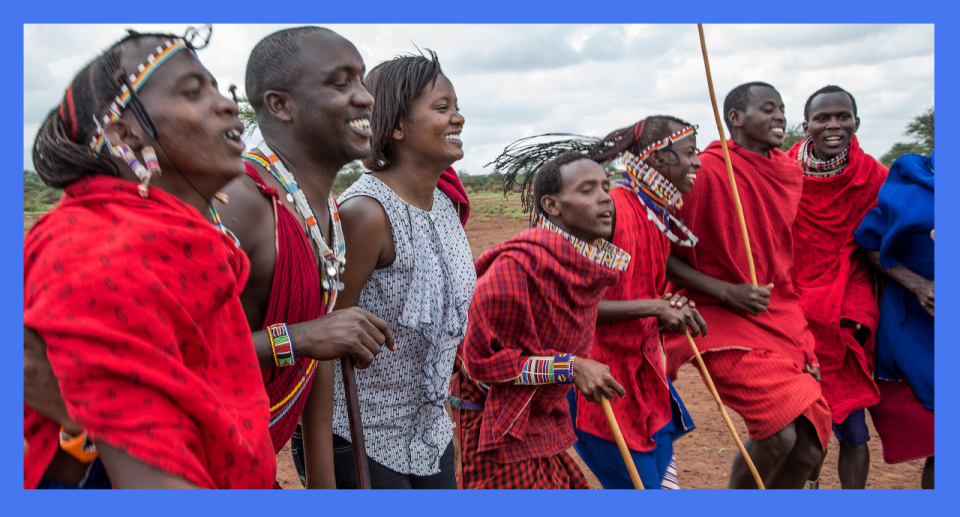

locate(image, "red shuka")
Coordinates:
460 227 620 464
244 163 323 455
24 176 276 489
788 136 887 423
663 140 830 449
576 188 673 452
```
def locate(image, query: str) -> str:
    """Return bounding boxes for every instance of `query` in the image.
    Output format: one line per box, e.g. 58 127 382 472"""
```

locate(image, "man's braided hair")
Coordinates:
33 31 178 189
489 115 693 225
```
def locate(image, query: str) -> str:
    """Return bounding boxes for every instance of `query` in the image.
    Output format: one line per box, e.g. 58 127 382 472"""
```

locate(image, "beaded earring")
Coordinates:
139 146 162 197
115 143 150 197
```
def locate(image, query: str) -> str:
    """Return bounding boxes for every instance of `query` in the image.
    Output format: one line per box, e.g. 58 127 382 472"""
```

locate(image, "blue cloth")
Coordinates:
568 380 694 489
832 408 870 445
855 152 934 410
35 458 111 489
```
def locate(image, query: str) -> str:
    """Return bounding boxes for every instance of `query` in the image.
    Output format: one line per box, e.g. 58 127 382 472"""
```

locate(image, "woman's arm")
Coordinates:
300 195 395 489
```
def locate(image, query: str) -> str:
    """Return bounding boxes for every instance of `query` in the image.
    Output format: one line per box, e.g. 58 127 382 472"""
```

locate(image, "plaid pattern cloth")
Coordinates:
460 227 620 464
833 408 870 445
856 152 934 410
788 136 887 424
459 379 589 489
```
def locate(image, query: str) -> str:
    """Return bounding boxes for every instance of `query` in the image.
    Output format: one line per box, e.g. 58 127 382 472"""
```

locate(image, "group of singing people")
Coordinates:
23 25 933 490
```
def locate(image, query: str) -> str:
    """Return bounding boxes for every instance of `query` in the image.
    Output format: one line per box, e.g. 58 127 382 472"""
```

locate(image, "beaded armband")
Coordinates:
516 354 576 385
59 427 98 463
268 323 296 367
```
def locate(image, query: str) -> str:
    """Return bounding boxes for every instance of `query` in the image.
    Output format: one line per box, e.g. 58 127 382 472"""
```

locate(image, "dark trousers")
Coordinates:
291 423 457 489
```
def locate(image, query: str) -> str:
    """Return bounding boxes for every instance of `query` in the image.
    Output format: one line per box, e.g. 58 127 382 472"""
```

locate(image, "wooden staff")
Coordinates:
696 23 765 489
686 330 764 488
340 356 372 489
698 23 757 286
601 397 644 489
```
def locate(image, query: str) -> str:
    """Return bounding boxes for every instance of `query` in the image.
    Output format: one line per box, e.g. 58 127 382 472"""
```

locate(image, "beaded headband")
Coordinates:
88 38 189 156
619 124 697 211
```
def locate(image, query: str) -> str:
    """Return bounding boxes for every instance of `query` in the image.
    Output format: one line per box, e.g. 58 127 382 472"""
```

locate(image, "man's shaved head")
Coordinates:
245 26 341 118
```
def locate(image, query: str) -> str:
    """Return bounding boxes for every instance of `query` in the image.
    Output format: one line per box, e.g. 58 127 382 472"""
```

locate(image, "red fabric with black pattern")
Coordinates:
662 140 830 451
24 175 275 489
788 136 887 423
576 188 673 452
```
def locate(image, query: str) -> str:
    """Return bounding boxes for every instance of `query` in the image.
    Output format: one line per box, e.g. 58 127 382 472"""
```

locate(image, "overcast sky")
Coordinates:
24 24 933 176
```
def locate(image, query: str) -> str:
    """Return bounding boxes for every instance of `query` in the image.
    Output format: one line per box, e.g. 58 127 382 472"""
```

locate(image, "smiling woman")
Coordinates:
24 29 276 489
297 50 477 489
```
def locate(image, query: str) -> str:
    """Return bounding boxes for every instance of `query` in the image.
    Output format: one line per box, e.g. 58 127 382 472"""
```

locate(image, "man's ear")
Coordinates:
264 90 293 123
854 117 861 133
102 118 142 151
802 121 809 135
540 194 562 218
728 109 744 128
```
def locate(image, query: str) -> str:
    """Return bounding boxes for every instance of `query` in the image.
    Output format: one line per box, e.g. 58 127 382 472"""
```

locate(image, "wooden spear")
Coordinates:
601 397 644 489
341 356 372 488
695 23 765 489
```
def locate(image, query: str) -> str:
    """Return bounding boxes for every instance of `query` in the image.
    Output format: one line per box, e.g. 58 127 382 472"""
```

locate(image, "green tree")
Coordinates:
880 107 934 167
236 95 258 137
332 160 367 196
23 170 61 212
779 123 806 151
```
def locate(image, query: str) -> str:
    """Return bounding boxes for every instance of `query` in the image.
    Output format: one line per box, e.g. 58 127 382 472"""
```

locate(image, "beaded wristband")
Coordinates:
516 353 576 385
268 323 296 367
59 427 98 463
553 353 575 385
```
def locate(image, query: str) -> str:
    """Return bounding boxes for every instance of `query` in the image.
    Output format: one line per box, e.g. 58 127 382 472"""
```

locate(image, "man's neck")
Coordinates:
261 134 341 216
731 134 772 157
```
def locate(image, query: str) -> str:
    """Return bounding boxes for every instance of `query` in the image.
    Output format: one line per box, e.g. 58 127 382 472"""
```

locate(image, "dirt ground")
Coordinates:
274 214 926 490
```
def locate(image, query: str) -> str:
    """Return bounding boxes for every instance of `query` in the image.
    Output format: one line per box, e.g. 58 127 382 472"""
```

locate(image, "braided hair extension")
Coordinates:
33 30 178 189
490 115 694 223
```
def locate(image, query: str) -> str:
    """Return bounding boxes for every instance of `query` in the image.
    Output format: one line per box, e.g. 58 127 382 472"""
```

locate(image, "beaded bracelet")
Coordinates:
516 353 576 385
267 323 296 367
59 427 98 463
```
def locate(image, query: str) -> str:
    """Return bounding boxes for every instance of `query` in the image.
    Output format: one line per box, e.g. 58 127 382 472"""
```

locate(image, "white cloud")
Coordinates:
23 24 933 175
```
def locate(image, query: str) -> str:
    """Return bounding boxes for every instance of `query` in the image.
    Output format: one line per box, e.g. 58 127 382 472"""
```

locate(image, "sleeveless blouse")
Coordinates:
333 174 476 475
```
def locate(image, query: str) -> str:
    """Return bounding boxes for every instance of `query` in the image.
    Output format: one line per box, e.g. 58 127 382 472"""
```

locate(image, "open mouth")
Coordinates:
224 127 245 152
348 118 371 131
445 133 461 141
824 135 843 145
687 173 698 182
599 210 612 219
771 127 785 136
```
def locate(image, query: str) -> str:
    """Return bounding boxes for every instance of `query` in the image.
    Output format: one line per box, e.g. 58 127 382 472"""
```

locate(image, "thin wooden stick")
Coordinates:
686 330 765 489
600 397 644 489
698 23 757 286
340 356 372 489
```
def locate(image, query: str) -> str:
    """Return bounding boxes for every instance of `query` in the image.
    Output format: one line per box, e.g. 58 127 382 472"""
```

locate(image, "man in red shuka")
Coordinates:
788 85 888 489
663 82 832 489
458 153 627 489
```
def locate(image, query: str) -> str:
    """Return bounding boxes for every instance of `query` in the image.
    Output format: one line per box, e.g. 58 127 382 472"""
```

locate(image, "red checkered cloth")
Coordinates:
663 139 830 451
460 227 620 464
459 377 589 489
788 136 887 423
244 163 323 456
24 176 276 489
576 188 674 452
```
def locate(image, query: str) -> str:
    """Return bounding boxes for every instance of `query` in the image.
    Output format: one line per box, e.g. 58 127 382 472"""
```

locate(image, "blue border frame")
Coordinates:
9 2 952 515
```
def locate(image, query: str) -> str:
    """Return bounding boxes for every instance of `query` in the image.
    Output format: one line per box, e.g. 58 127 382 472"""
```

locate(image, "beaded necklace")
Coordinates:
537 214 631 272
209 206 240 248
244 146 346 296
797 137 849 178
613 124 699 247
